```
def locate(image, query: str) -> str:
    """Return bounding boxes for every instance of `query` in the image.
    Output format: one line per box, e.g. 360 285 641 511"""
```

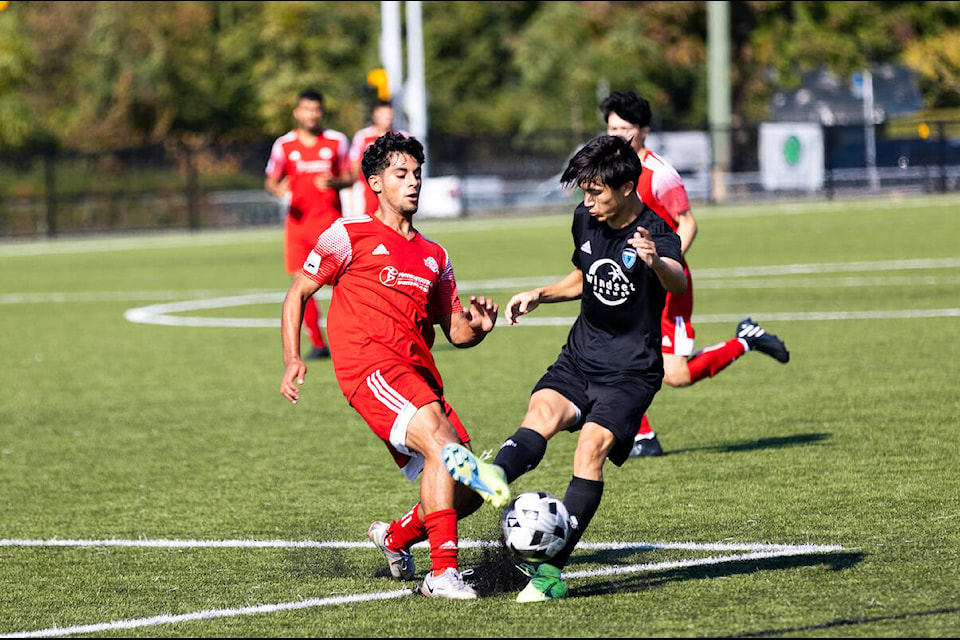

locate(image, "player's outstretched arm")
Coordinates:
504 289 541 325
280 275 322 404
505 269 583 325
444 295 499 348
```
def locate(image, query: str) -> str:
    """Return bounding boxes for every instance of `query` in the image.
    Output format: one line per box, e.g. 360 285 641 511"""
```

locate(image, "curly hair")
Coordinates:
361 131 425 181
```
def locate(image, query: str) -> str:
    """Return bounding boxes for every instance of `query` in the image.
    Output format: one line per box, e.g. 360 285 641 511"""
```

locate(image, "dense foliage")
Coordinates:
2 1 960 153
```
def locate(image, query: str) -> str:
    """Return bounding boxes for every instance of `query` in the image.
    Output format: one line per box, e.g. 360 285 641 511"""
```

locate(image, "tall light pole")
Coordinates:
861 68 879 190
380 1 405 130
405 1 429 175
708 1 731 204
380 2 429 175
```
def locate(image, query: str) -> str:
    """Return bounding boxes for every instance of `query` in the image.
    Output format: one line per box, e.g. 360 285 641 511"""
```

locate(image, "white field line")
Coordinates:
0 537 842 553
0 229 283 258
120 301 960 329
0 258 956 326
3 271 958 305
0 537 845 638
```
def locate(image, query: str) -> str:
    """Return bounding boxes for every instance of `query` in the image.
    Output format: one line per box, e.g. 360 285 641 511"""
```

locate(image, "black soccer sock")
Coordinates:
549 475 604 570
493 427 548 484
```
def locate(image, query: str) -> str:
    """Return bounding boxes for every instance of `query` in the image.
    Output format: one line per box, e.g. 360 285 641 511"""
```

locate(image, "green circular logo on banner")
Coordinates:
783 135 802 166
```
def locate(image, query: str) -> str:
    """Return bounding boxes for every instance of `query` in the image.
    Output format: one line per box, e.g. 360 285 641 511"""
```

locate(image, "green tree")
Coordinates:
904 29 960 108
0 3 40 150
3 0 960 155
421 1 540 134
251 1 381 138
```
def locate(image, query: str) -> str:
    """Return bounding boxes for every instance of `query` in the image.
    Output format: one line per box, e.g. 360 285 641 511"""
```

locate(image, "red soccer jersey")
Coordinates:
265 129 350 230
349 126 409 215
637 148 690 232
300 215 464 400
637 149 695 353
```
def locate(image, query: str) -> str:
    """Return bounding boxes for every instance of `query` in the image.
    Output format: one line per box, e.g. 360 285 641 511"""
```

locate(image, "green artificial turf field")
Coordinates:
2 193 958 637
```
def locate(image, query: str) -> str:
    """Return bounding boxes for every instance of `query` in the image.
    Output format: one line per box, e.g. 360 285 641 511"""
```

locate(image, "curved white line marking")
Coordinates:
121 290 960 329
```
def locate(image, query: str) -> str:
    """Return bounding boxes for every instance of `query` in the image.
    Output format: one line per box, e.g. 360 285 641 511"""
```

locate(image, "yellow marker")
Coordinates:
367 68 390 101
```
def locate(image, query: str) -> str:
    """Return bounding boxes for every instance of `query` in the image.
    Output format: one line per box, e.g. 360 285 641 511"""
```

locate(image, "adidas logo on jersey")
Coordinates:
580 240 592 254
372 244 390 256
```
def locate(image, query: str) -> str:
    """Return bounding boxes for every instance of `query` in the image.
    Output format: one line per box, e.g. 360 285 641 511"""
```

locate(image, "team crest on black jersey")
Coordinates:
621 247 638 271
585 258 635 306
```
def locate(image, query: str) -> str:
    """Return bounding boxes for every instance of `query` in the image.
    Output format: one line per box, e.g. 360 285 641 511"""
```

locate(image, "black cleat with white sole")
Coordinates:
736 317 789 363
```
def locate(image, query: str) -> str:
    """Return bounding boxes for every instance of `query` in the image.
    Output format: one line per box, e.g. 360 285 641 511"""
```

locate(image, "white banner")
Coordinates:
759 123 824 191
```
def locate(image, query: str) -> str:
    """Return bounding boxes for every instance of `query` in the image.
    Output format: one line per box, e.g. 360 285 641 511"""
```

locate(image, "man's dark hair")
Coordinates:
298 88 324 104
361 131 424 180
600 90 651 128
560 134 642 191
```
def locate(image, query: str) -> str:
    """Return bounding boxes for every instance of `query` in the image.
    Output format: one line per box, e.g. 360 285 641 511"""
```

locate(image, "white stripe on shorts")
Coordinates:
672 315 696 357
365 370 422 480
367 370 407 413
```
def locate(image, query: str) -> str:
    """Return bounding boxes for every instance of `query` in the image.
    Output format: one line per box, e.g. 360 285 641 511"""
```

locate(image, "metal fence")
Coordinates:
2 121 958 239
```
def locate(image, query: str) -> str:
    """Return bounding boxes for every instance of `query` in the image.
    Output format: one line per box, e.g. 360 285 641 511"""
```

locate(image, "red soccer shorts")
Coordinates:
661 263 695 356
349 363 470 481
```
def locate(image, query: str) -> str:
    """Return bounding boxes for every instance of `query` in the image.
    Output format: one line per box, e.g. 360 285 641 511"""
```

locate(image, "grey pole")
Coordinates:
708 1 731 204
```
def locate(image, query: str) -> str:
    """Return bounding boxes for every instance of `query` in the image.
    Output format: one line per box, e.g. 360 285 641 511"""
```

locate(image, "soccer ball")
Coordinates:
500 491 570 562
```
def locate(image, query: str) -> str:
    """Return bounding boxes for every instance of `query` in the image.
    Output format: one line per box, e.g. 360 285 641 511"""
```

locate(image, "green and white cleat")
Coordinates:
441 443 511 508
516 562 568 603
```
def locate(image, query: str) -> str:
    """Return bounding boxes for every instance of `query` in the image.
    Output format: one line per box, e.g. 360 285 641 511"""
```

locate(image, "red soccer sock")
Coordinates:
636 413 654 437
302 297 326 348
424 509 458 575
386 502 427 551
687 338 746 383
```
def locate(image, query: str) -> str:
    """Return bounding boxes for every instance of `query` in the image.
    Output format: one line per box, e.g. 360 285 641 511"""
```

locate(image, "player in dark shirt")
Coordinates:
442 134 686 602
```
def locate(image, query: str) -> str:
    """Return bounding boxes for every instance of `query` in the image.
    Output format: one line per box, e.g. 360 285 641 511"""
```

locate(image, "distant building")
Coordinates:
770 64 923 125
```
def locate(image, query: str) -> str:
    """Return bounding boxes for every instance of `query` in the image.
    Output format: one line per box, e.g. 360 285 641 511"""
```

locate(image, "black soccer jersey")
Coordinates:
561 202 682 385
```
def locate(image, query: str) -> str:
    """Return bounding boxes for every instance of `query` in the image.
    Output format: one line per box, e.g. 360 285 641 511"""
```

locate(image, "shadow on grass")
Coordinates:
663 432 832 457
570 551 865 600
470 543 864 599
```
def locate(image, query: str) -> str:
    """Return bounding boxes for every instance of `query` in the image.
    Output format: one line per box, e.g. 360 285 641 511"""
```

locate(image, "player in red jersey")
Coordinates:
279 132 508 599
601 90 790 458
265 88 353 359
348 100 408 217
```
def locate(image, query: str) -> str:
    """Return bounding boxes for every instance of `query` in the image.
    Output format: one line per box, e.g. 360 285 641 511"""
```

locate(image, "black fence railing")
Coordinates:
2 121 958 239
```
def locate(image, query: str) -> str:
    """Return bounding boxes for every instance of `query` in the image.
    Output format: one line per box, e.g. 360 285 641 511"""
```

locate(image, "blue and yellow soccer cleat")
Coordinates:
441 443 511 508
515 562 568 603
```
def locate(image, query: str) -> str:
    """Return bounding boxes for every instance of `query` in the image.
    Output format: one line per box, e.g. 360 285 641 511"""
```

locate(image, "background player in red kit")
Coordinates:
348 99 407 217
265 88 353 359
279 132 508 599
601 90 790 457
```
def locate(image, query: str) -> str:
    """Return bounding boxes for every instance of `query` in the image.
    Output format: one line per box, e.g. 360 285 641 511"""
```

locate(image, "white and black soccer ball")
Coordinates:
500 491 570 562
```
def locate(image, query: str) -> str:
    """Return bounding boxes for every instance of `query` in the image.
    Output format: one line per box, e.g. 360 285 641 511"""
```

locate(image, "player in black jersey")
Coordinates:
442 134 686 602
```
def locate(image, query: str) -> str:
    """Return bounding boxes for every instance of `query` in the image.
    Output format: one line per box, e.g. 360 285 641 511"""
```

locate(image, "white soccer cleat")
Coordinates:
419 567 478 599
367 520 415 581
